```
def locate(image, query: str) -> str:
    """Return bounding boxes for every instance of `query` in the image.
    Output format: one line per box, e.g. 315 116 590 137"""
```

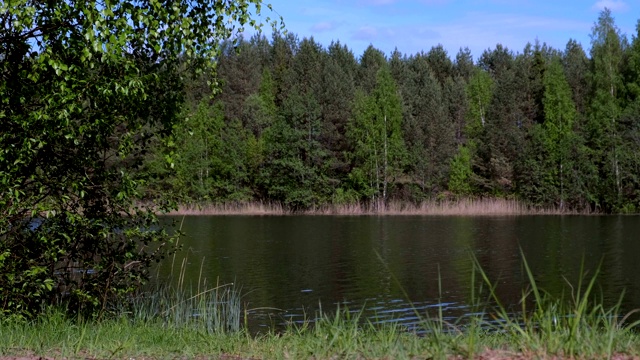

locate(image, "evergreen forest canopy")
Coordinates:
147 8 640 213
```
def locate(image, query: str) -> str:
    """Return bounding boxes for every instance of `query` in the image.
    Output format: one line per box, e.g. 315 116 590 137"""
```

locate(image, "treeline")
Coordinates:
144 9 640 213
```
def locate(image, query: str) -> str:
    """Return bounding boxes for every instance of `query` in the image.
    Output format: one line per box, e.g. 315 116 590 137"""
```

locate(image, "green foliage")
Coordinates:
584 8 627 211
172 102 252 202
541 58 578 207
425 44 454 86
627 22 640 101
544 60 577 140
476 46 519 194
318 42 357 181
614 23 640 211
562 39 590 115
516 59 590 209
138 10 640 213
401 54 457 193
259 88 329 210
448 145 474 196
348 67 407 203
465 68 493 137
357 45 387 94
331 188 361 205
0 0 274 316
243 93 275 138
217 38 268 122
515 125 560 206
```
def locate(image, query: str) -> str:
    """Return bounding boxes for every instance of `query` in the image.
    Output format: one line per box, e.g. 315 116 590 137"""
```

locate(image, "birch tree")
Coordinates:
348 67 406 204
0 0 277 316
588 8 625 209
542 58 578 208
466 68 494 135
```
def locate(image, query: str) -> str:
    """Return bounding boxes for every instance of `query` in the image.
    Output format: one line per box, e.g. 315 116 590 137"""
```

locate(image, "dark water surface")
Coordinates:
158 215 640 332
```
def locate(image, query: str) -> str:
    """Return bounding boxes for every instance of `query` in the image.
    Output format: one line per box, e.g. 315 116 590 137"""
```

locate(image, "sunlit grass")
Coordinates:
2 302 638 359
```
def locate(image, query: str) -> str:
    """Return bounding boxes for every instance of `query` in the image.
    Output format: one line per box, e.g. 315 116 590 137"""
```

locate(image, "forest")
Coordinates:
144 9 640 213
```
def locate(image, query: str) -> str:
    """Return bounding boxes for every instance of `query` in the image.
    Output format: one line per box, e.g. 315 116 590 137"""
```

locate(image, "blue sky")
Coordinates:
256 0 639 61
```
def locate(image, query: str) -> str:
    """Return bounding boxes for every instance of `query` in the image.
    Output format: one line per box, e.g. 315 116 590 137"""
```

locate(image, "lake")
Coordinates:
158 215 640 332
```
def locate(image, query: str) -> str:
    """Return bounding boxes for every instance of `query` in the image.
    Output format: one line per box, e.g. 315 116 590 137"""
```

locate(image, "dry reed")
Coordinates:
165 201 287 215
165 198 590 216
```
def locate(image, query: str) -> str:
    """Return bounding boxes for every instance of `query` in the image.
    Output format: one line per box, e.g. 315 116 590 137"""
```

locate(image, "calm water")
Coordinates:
158 215 640 332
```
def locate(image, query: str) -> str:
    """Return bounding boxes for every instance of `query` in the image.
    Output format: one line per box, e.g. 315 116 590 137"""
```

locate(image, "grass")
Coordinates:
465 251 640 359
2 254 639 359
1 303 638 359
124 278 242 334
168 198 589 216
116 251 245 335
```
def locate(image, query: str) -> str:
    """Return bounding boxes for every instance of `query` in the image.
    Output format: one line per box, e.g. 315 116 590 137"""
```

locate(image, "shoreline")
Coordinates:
163 198 595 216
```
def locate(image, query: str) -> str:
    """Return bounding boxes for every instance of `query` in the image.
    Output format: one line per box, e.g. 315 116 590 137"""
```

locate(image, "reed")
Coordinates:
125 253 243 334
165 198 590 216
316 197 593 215
125 278 242 333
168 201 287 215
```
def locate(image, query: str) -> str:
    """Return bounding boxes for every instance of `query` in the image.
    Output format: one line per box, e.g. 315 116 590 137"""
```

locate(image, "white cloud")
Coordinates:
301 6 341 17
357 0 397 5
311 21 338 32
420 0 451 4
353 26 379 40
357 0 449 5
591 0 629 11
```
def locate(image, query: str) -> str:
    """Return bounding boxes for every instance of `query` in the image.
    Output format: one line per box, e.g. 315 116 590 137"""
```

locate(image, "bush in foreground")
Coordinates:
0 0 277 317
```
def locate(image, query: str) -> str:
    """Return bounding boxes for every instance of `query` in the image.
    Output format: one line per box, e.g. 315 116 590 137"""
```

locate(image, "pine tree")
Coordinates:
357 45 387 94
318 42 358 181
426 44 454 86
562 39 590 116
403 54 455 193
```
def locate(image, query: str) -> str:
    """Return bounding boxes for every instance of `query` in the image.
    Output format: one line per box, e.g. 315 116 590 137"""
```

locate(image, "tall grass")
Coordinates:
126 251 244 333
467 250 640 358
126 278 242 333
167 198 590 216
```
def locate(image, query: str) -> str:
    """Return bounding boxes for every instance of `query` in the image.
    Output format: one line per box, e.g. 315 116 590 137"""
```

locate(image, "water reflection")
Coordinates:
158 215 640 332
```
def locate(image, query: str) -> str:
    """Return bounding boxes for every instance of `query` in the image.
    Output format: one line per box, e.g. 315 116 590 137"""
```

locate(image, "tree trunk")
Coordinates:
383 115 388 201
